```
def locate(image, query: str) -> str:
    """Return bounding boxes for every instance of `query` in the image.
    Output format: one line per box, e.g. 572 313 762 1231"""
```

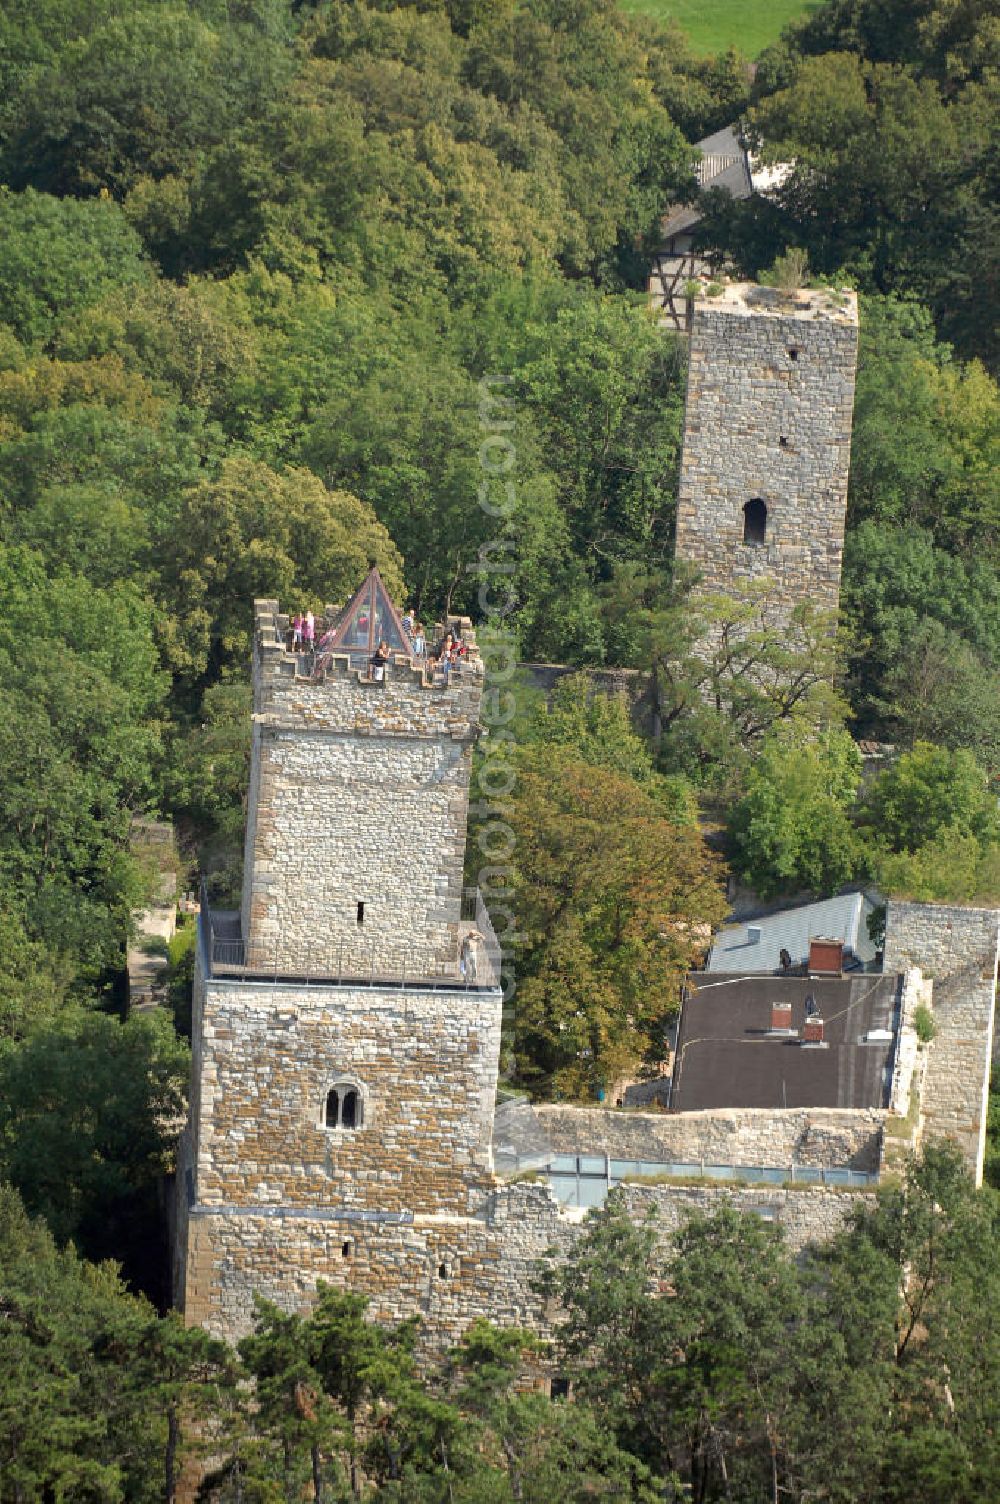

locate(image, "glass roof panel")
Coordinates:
372 575 408 651
327 568 413 658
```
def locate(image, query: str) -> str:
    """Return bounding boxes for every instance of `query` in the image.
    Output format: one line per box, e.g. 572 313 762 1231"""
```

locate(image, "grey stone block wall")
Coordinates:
190 972 502 1220
178 958 504 1333
884 902 1000 1184
532 1103 883 1173
675 285 859 629
177 959 872 1344
888 968 927 1121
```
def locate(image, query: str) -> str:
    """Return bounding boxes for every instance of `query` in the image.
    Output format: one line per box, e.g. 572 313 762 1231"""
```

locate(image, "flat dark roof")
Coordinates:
671 973 901 1112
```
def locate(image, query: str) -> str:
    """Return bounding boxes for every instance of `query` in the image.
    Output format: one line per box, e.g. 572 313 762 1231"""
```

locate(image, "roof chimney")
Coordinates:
770 1000 793 1032
803 1016 825 1045
808 937 844 975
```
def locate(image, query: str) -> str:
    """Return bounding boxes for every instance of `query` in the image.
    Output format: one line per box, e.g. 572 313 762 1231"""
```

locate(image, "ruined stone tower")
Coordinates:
174 588 505 1339
674 283 859 626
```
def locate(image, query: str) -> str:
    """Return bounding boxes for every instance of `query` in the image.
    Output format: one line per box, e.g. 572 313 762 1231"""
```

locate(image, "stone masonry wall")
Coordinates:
182 1176 867 1347
674 285 859 628
189 973 502 1220
884 902 1000 1184
241 600 482 977
179 960 871 1346
887 967 926 1122
517 664 656 737
533 1103 883 1173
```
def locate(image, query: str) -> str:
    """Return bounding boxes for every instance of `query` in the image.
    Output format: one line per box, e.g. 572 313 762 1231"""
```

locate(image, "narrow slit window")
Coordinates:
356 901 364 926
743 498 768 545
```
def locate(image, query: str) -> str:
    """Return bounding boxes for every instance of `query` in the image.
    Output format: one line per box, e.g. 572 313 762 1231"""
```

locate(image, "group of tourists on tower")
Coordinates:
290 596 468 685
290 609 315 650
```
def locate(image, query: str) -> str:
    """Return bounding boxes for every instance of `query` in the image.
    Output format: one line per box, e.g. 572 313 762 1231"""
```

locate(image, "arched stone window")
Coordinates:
743 498 768 546
324 1081 364 1130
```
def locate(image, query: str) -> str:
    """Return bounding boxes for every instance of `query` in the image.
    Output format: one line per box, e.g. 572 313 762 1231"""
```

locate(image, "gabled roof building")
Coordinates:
706 892 879 974
649 122 790 329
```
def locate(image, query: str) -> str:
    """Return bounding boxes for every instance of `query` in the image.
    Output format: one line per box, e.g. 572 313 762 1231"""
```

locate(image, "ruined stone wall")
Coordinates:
618 1181 865 1259
674 285 858 627
533 1104 883 1173
241 602 481 977
180 956 504 1335
884 902 999 1184
887 967 927 1122
239 713 263 951
182 1176 867 1347
517 664 656 736
182 1185 568 1346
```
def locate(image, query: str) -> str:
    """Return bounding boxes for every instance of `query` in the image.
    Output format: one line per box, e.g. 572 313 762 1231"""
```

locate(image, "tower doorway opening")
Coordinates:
743 498 768 545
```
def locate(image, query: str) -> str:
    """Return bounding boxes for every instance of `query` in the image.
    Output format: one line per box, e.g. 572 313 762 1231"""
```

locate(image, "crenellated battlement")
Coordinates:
250 596 483 739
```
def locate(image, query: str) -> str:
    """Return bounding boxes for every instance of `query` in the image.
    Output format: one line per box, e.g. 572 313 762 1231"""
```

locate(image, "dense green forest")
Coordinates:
0 0 996 1030
0 0 999 1496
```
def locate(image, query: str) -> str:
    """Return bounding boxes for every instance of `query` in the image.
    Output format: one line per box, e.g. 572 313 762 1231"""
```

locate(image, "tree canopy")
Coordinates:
508 738 725 1097
5 1142 1000 1503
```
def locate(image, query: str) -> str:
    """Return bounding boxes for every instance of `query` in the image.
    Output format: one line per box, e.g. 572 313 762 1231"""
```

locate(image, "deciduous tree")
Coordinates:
728 722 863 899
509 745 726 1096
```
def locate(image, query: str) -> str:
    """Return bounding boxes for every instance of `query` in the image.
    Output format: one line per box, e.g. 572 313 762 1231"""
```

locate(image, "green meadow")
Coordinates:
619 0 817 57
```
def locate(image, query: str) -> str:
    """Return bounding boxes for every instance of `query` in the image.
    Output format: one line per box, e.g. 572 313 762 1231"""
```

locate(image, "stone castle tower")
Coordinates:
674 283 859 625
174 587 505 1339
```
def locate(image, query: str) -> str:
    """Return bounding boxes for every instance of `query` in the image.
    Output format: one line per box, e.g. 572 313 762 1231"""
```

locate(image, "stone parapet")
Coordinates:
256 651 483 749
887 967 926 1122
530 1103 883 1173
